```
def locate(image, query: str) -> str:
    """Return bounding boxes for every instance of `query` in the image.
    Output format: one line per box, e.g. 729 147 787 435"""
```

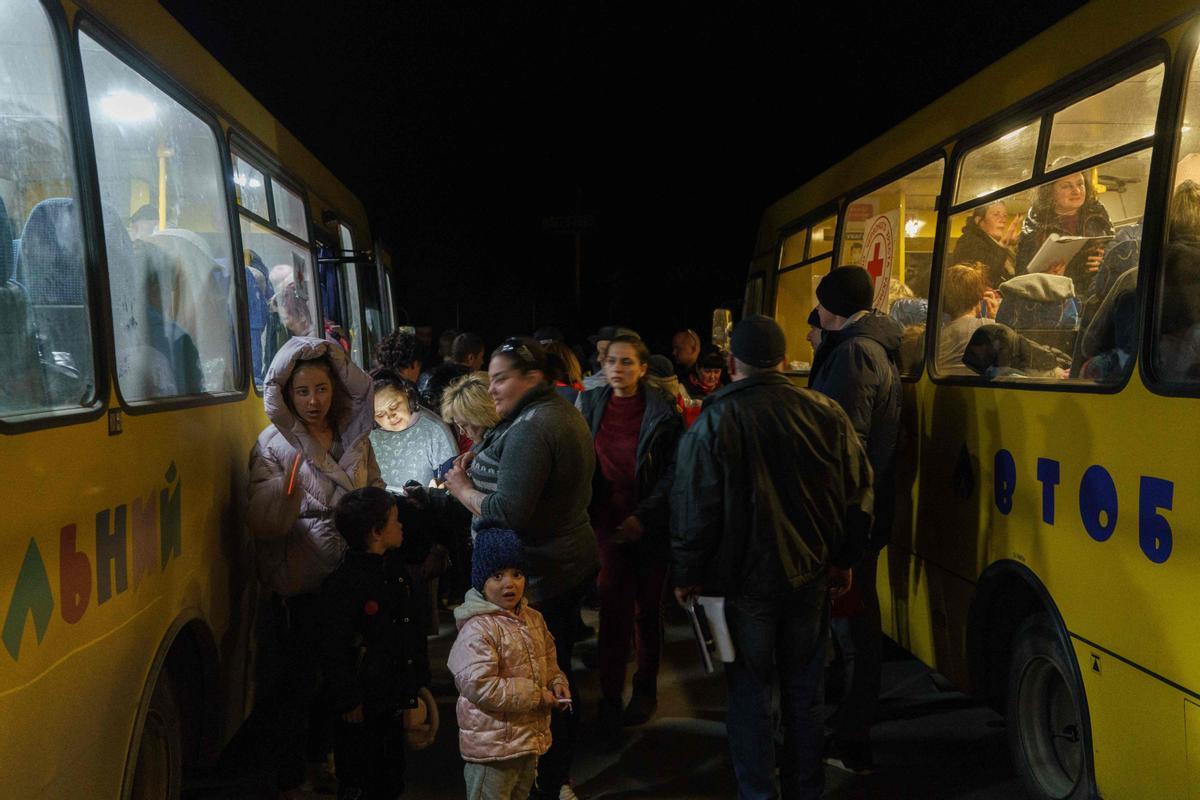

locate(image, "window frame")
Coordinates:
771 203 839 376
75 14 251 413
227 130 319 396
928 41 1172 394
1144 20 1200 397
835 151 949 382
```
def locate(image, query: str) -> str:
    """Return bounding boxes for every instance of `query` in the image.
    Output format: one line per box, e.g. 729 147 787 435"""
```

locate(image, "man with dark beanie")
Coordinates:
810 266 903 773
671 314 873 800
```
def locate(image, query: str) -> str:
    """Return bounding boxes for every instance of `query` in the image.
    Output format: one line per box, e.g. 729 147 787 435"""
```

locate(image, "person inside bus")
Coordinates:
264 263 315 365
950 201 1019 287
246 337 383 798
1014 168 1114 291
1158 179 1200 380
127 203 158 240
936 263 1000 376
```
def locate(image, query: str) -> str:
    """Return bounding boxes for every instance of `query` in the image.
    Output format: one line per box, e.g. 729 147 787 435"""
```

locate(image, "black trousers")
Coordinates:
529 579 589 797
334 713 407 799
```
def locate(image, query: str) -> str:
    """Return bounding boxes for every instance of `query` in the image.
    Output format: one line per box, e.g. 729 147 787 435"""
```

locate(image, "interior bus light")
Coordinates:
99 90 155 123
904 218 926 237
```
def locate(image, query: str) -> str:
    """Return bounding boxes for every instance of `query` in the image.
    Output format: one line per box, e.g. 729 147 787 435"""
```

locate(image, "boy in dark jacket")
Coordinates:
322 486 431 799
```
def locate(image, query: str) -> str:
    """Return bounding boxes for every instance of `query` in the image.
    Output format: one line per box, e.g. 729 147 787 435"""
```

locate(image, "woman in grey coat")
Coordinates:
444 336 597 800
245 335 382 796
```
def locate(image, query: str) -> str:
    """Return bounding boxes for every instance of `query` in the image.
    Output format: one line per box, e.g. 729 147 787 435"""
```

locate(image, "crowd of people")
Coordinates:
241 277 905 800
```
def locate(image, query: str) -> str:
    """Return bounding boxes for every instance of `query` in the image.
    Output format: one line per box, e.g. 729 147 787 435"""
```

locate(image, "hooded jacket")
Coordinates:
809 312 902 550
247 336 383 595
670 372 873 599
578 383 684 557
468 383 599 603
448 588 567 763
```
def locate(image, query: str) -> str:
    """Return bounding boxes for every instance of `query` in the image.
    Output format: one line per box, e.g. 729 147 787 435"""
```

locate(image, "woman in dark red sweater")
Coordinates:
578 334 684 737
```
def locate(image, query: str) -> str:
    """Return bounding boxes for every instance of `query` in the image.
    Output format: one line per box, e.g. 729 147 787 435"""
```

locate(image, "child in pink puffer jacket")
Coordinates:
448 527 571 799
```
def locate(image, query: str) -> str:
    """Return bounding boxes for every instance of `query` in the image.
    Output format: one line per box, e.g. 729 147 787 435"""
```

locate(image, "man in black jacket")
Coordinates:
671 315 873 800
809 265 903 773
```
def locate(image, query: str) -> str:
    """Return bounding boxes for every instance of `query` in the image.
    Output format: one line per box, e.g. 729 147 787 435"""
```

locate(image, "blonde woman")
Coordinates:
441 371 501 449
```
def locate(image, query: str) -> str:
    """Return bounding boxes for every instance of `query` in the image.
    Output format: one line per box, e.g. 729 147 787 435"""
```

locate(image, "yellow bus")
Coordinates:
0 0 397 796
746 1 1200 796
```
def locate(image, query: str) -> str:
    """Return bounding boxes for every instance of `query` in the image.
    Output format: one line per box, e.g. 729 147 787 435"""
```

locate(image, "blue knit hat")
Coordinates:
471 526 526 592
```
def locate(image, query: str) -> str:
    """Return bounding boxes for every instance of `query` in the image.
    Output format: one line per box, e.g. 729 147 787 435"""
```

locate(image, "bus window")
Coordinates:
232 154 269 219
0 0 96 417
744 274 764 317
842 161 943 376
337 223 364 367
241 217 317 388
773 214 837 371
359 262 384 367
81 30 241 401
939 160 1151 383
937 59 1163 385
272 181 307 240
956 121 1040 205
1047 64 1164 170
1153 44 1200 386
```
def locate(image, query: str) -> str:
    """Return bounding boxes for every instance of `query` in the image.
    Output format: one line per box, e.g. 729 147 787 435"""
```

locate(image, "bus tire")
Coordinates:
131 668 183 800
1006 613 1093 800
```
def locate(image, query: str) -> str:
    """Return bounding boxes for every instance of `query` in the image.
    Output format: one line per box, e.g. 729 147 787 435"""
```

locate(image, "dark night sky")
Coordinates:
161 1 1085 353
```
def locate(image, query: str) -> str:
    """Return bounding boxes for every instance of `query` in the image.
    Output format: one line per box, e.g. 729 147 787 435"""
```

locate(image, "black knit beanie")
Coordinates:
816 266 874 317
729 315 787 368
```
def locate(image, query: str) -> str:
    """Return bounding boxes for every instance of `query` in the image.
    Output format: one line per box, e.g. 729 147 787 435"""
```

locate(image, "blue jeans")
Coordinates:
724 577 829 800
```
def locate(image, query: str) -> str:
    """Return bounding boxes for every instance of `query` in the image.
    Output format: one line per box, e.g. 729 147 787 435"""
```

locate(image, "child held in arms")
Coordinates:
320 487 435 799
448 526 571 799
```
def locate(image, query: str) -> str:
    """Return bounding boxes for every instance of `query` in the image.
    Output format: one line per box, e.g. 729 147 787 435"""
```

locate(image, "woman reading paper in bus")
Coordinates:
1015 169 1114 290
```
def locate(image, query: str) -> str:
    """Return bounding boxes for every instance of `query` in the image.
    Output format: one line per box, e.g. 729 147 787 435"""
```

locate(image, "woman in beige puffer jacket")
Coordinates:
247 336 383 595
448 586 568 765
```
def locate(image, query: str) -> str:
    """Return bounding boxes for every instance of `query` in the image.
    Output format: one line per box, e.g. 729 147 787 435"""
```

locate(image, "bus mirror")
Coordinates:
711 308 733 352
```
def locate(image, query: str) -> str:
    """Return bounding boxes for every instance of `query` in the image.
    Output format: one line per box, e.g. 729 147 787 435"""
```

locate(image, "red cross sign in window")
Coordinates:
860 211 898 309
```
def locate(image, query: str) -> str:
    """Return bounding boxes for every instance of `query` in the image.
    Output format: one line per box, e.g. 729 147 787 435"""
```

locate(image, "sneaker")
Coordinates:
621 693 657 727
559 784 580 800
823 740 875 775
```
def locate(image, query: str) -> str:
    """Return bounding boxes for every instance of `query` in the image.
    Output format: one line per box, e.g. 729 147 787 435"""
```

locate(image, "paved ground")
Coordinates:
190 603 1021 799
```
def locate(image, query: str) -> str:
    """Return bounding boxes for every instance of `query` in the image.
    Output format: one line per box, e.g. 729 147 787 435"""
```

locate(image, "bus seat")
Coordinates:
245 250 269 382
18 197 92 405
1074 267 1138 380
0 193 46 412
996 273 1078 330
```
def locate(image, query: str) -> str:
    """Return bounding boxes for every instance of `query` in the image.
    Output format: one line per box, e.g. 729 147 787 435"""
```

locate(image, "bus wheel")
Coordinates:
131 669 183 800
1006 613 1092 799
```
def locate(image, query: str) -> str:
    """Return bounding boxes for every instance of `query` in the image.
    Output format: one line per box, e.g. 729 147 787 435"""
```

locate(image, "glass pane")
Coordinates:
337 223 363 366
937 151 1149 383
359 262 383 368
774 257 830 372
82 31 240 400
1047 64 1164 170
743 274 764 317
842 161 943 376
0 0 96 415
778 228 806 269
809 215 836 258
272 181 306 239
232 153 268 218
1155 44 1200 385
956 121 1040 205
241 215 317 387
